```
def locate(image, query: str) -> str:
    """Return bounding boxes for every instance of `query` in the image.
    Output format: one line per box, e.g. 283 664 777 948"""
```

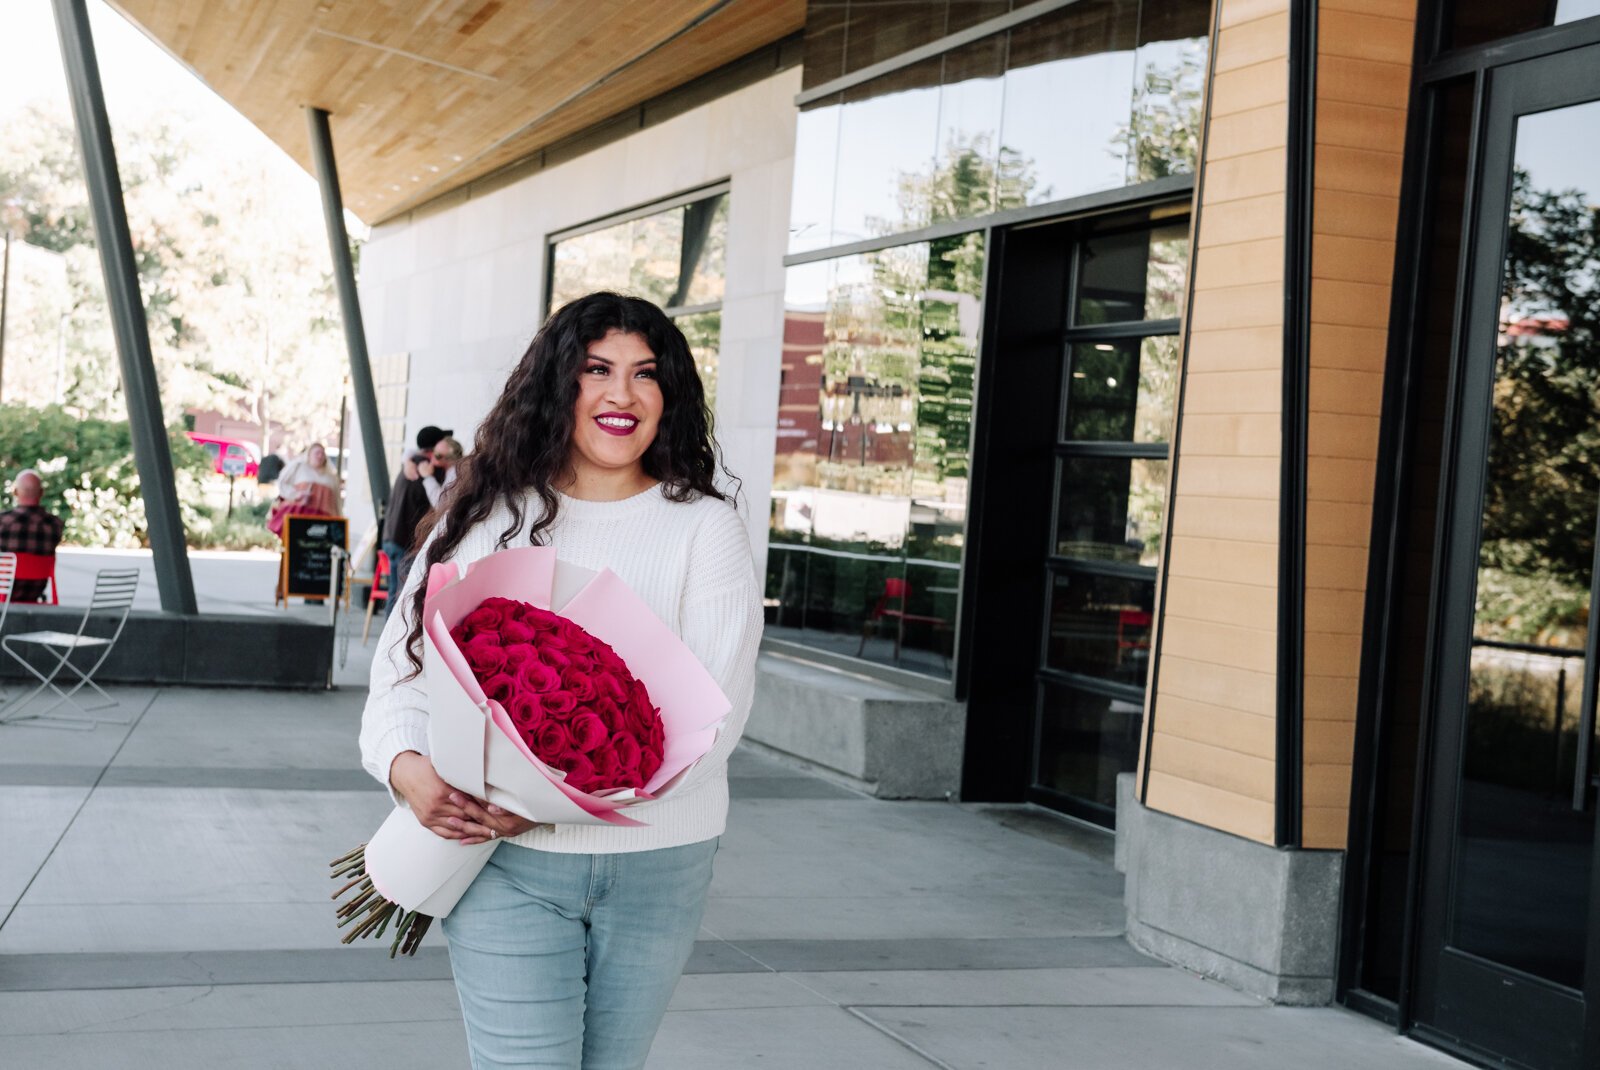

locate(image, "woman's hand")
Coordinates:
451 795 539 846
388 751 539 843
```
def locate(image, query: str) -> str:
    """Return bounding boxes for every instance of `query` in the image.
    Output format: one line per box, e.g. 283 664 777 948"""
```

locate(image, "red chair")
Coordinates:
857 577 949 664
0 552 59 605
361 550 392 644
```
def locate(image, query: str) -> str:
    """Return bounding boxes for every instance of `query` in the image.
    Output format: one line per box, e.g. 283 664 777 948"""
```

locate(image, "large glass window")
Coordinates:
790 0 1210 250
549 191 728 409
766 234 984 678
1035 216 1185 820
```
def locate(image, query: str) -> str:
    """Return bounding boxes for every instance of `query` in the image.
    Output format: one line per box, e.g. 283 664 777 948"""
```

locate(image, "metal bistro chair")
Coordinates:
0 568 140 730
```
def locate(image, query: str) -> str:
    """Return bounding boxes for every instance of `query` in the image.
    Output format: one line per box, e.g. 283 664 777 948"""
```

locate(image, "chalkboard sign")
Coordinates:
280 514 348 601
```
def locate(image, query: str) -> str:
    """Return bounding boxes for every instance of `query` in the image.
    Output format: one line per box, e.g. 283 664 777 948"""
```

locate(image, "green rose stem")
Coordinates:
329 843 434 957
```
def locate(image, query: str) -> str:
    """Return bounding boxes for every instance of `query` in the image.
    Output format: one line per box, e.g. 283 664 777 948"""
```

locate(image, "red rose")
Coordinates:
592 744 622 784
596 674 627 703
463 639 508 676
593 696 624 730
570 711 608 752
624 694 653 733
559 752 597 792
565 630 595 656
539 647 572 672
645 714 665 755
518 660 562 694
502 644 536 668
563 670 598 704
539 629 570 651
611 732 642 773
480 672 517 704
533 721 571 762
500 619 536 644
525 607 561 631
628 677 652 710
540 691 577 717
639 749 662 785
461 604 506 634
507 692 544 732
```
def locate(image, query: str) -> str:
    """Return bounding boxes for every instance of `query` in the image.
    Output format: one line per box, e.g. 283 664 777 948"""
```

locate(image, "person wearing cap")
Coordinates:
381 425 453 599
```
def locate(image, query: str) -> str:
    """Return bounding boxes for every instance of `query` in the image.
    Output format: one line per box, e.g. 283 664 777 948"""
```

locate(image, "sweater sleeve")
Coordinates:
358 525 440 804
662 501 764 797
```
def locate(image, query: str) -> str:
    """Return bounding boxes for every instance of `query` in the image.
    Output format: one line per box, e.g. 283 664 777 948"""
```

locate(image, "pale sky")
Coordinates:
1 1 356 229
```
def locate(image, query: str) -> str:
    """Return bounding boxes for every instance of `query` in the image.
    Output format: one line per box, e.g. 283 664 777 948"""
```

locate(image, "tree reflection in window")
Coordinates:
766 234 984 677
1476 165 1600 647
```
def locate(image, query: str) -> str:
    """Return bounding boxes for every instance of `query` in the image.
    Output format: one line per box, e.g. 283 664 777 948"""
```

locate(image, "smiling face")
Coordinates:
568 328 663 484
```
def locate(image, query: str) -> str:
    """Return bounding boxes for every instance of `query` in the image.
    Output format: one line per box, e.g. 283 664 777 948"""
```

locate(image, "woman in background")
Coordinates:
267 442 342 534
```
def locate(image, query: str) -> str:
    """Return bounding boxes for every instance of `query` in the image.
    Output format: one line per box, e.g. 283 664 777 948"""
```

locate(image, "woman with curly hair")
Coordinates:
359 291 762 1069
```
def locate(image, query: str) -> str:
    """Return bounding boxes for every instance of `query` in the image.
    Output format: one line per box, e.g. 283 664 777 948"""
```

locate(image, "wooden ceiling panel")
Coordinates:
108 0 803 223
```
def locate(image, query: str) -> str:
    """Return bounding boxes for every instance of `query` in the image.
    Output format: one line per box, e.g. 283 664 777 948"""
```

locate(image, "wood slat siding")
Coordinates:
1301 0 1418 849
1141 0 1290 846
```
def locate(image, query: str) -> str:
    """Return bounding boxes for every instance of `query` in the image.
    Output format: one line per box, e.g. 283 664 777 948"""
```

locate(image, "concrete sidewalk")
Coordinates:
0 684 1459 1069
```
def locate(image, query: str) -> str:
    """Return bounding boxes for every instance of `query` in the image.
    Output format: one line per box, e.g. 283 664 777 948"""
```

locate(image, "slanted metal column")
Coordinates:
306 107 389 516
51 0 196 615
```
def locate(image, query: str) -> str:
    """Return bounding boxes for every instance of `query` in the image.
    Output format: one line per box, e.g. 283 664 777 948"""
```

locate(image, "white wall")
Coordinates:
348 67 799 573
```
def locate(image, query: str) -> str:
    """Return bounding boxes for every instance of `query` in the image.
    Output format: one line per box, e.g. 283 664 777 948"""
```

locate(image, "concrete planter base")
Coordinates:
0 606 333 689
1115 773 1344 1005
743 652 966 799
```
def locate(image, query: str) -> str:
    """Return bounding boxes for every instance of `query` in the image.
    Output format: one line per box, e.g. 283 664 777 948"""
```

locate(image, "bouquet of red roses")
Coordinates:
331 547 729 956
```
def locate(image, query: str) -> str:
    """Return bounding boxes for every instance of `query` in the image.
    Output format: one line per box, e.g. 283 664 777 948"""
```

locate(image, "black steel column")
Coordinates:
1276 0 1318 848
306 107 389 516
51 0 197 615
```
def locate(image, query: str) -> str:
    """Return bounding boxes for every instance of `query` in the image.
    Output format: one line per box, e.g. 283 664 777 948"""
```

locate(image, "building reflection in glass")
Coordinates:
767 235 984 677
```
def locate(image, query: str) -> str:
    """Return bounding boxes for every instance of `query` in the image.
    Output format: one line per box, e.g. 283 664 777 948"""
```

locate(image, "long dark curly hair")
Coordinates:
400 291 733 677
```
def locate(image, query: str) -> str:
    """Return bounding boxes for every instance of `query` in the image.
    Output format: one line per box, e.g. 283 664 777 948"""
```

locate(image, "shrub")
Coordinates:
0 402 225 549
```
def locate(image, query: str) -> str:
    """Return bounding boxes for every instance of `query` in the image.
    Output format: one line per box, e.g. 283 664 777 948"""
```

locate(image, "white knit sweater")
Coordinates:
359 483 763 854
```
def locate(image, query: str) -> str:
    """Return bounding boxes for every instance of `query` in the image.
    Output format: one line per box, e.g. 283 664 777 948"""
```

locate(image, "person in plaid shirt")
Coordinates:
0 470 64 602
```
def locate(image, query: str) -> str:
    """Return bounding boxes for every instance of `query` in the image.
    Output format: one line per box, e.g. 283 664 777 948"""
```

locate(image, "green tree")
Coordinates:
0 101 346 454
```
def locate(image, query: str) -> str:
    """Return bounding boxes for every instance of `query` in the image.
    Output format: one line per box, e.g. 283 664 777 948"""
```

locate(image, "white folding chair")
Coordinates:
0 568 140 729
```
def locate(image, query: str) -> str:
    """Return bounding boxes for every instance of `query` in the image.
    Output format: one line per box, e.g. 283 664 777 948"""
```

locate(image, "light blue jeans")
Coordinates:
441 839 718 1070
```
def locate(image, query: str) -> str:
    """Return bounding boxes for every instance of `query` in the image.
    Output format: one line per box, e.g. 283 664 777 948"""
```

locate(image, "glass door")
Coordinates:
1411 43 1600 1070
1029 218 1186 824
